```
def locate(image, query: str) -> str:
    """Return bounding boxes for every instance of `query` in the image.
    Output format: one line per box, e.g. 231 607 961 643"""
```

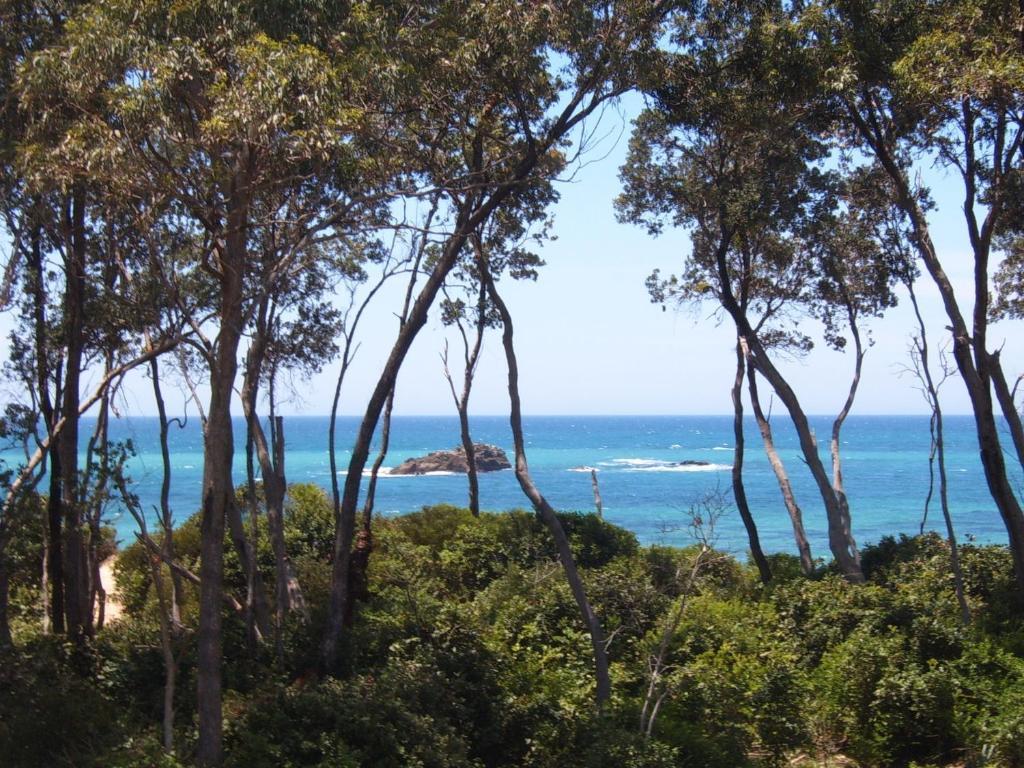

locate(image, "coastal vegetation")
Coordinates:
0 0 1022 765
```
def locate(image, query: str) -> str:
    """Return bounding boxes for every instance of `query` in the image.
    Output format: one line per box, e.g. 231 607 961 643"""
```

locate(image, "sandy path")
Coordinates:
99 555 123 623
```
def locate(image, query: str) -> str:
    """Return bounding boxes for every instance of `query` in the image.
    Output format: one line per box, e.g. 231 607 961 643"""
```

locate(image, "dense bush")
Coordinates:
3 498 1023 767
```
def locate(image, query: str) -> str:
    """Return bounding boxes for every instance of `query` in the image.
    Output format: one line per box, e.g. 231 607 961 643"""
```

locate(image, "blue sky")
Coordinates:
3 95 1021 419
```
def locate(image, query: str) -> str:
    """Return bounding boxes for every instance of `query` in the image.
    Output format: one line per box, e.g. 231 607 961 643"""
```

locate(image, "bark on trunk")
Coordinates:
989 352 1024 473
149 356 181 751
28 223 64 632
150 357 183 624
61 186 90 639
197 167 250 767
828 305 865 580
484 266 611 708
241 312 304 647
731 340 771 583
745 357 814 574
590 470 603 519
716 237 861 581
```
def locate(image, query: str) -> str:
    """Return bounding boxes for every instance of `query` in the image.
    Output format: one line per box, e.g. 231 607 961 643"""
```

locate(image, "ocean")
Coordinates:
18 413 1018 560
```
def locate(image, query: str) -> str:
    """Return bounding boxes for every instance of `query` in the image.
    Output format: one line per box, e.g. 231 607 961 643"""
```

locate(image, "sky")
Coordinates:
3 94 1021 419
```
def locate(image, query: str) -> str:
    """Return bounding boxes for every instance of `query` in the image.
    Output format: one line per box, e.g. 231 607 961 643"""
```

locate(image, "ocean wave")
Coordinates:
628 463 730 473
568 466 600 473
355 468 461 478
669 443 682 449
601 458 666 467
598 458 727 472
712 446 733 452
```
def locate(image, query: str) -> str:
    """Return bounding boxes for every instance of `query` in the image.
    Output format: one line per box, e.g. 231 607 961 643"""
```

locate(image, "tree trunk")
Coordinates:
61 186 90 639
0 549 10 646
28 222 64 632
716 237 861 580
989 351 1024 473
907 284 970 624
745 356 814 574
484 265 611 708
197 169 250 767
45 467 64 633
590 470 603 519
150 357 183 624
321 89 617 669
828 306 866 580
241 317 301 647
149 356 181 751
321 205 479 672
731 340 771 583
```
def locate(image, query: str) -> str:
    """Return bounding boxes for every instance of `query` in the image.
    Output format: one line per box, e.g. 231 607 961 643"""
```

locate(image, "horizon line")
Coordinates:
99 411 985 419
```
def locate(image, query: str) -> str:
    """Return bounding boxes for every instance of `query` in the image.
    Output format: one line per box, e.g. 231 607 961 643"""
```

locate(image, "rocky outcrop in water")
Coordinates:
390 444 511 475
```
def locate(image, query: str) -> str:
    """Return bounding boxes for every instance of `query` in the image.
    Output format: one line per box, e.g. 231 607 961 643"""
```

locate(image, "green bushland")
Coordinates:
2 489 1023 767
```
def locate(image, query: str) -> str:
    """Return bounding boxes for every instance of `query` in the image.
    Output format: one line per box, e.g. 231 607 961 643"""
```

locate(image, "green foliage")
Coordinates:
0 637 125 767
6 497 1024 768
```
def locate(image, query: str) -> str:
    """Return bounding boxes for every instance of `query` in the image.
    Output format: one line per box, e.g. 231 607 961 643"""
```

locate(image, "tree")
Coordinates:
18 2 398 761
618 0 868 580
798 0 1024 594
321 0 670 673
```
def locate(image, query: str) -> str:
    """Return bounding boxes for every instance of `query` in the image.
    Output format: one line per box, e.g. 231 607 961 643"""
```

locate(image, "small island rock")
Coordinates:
390 444 511 475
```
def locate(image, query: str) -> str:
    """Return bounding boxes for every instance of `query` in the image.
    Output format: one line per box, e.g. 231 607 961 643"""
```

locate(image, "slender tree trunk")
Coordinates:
640 548 709 737
828 307 865 579
442 272 488 517
348 224 434 614
484 266 611 708
86 381 111 631
590 470 603 519
907 284 970 624
197 170 250 767
241 316 301 648
224 498 271 641
150 357 182 623
717 240 858 579
745 357 814 574
28 222 64 632
152 554 177 753
0 547 10 646
149 356 181 751
989 352 1024 473
731 340 771 583
45 466 64 633
321 205 476 672
61 186 90 639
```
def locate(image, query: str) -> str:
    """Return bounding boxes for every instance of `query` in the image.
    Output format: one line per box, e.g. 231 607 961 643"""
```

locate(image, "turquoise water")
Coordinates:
8 414 1021 558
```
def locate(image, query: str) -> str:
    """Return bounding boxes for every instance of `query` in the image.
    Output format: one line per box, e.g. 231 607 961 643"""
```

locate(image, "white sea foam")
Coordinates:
568 466 600 473
605 458 666 467
669 443 682 449
628 462 730 473
598 457 727 472
712 446 733 452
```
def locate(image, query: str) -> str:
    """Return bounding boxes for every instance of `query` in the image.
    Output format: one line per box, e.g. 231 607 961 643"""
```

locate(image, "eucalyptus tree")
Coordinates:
17 1 401 761
321 0 670 689
617 0 884 581
239 230 356 651
801 0 1024 593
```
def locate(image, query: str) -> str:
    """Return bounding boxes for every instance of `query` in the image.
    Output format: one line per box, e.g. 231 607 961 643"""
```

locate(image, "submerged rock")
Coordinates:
390 443 511 475
673 460 710 467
